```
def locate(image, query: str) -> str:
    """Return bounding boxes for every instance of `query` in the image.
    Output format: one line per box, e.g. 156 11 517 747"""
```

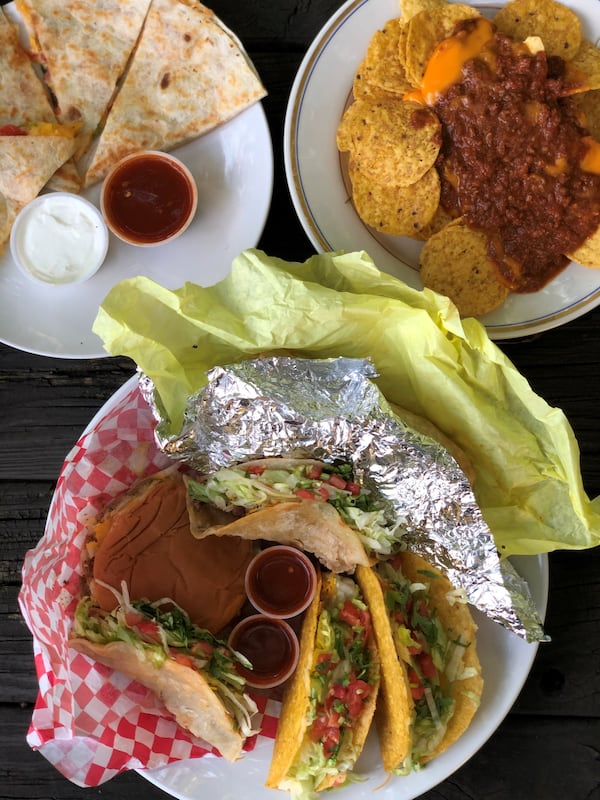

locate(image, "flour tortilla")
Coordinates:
15 0 152 159
69 638 245 760
82 0 266 186
0 134 76 204
0 9 80 192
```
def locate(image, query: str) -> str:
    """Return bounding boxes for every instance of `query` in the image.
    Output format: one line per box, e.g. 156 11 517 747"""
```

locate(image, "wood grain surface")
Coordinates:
1 1 599 799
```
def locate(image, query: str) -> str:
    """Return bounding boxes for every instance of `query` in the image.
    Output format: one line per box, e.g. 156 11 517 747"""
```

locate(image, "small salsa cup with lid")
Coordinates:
100 150 198 246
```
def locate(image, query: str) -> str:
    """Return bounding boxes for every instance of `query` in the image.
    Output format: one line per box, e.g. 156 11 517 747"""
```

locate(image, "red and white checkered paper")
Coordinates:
18 378 281 787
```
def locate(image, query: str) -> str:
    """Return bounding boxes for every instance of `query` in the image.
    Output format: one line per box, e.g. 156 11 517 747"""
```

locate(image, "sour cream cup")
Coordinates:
100 150 198 247
10 193 109 285
245 545 317 619
228 614 300 689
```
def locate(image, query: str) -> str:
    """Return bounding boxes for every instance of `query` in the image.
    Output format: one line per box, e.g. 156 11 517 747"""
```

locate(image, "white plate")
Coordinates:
0 101 273 359
61 374 548 799
142 556 547 800
284 0 600 340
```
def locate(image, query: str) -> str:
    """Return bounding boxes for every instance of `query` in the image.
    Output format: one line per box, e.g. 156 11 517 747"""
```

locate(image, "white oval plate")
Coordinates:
0 104 273 359
284 0 600 340
68 375 548 800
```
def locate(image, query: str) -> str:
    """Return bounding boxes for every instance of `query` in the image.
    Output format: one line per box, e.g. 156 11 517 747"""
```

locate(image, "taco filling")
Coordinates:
376 557 480 771
267 573 380 799
71 583 258 742
186 460 400 557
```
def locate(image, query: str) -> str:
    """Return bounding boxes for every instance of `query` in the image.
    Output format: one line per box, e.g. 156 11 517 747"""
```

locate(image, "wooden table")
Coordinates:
2 1 599 798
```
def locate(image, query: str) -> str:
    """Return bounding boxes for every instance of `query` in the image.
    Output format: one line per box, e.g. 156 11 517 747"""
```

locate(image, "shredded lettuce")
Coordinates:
187 462 400 555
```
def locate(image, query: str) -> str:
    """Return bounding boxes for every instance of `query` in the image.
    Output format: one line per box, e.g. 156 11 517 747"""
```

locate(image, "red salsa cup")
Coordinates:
228 614 300 689
245 544 317 619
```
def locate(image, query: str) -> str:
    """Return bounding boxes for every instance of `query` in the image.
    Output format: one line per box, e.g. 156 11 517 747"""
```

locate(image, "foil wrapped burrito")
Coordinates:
140 356 546 642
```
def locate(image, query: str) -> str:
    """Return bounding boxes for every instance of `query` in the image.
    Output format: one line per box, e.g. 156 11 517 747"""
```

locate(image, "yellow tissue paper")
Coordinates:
93 249 600 557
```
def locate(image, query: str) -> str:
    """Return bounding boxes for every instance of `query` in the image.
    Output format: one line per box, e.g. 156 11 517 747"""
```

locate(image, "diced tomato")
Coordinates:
318 486 331 500
307 464 323 479
310 711 342 757
327 473 347 490
295 488 317 500
191 640 214 658
345 679 371 719
0 124 27 136
124 612 145 627
418 652 437 680
339 600 371 637
345 481 361 496
170 651 195 669
392 609 406 626
418 600 430 618
245 464 265 475
408 667 424 700
134 620 161 641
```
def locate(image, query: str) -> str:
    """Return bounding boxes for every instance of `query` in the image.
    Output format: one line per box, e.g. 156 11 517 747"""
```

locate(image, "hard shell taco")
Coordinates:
266 571 380 797
355 552 483 773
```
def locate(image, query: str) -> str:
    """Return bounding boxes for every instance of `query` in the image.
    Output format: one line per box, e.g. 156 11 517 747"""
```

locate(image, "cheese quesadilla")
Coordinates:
82 0 267 186
15 0 153 160
0 9 80 193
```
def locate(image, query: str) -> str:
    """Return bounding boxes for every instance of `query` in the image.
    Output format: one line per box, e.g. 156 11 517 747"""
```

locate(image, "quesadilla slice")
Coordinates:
15 0 152 160
0 9 81 192
0 130 77 204
82 0 267 186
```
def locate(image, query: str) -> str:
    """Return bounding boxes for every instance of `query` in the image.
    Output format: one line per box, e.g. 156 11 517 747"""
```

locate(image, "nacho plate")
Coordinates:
284 0 600 339
21 374 548 799
0 2 273 359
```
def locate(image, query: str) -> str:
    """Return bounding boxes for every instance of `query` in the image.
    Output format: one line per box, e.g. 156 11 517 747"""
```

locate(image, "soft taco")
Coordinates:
355 553 483 773
69 586 258 760
183 458 402 573
266 571 380 796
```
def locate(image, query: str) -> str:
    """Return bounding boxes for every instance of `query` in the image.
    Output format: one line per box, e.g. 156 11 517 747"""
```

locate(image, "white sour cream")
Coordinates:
11 193 108 285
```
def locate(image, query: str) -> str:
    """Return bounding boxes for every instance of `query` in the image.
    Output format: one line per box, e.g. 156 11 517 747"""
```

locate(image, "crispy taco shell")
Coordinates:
358 553 483 771
267 572 379 792
69 637 244 760
184 459 371 573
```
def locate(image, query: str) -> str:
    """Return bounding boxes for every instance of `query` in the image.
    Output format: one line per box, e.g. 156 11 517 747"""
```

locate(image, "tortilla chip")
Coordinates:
399 0 448 23
493 0 581 61
399 551 483 761
404 4 481 85
266 573 323 789
363 19 413 95
82 0 266 186
69 638 245 760
185 488 371 574
352 61 399 103
350 159 440 236
420 217 510 317
574 89 600 140
338 98 441 187
570 39 600 92
567 222 600 268
355 564 413 772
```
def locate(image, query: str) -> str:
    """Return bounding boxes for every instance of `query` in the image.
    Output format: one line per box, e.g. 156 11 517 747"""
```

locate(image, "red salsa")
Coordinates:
228 615 299 688
433 22 600 292
102 153 196 244
246 545 316 618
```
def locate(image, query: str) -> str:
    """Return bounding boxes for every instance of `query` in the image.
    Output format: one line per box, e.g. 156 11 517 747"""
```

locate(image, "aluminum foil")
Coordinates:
140 356 547 642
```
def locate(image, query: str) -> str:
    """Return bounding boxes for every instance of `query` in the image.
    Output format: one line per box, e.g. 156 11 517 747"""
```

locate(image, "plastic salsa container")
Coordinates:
228 614 300 689
245 545 317 619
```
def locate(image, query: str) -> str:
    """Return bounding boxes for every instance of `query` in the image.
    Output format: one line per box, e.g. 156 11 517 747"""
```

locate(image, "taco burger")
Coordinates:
87 468 254 633
69 587 258 759
355 553 483 773
184 458 402 573
266 571 380 795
